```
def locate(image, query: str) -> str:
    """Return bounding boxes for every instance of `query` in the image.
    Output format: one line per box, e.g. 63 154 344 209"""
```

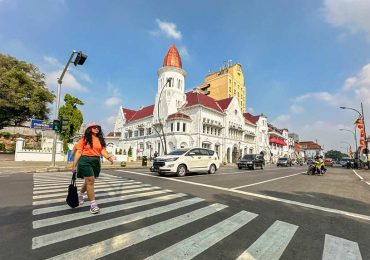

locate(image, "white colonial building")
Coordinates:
112 45 295 164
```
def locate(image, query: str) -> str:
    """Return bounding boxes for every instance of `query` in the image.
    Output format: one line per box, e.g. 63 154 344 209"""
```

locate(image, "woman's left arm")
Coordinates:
101 149 114 164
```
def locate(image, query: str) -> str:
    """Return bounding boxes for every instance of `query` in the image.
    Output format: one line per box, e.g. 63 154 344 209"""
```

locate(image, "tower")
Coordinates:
153 44 187 124
198 61 246 112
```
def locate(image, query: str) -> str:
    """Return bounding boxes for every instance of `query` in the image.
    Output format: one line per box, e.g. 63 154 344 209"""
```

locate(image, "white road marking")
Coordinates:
117 170 370 221
33 180 136 190
352 170 364 180
32 183 150 200
322 234 362 260
32 197 205 249
46 203 227 259
33 181 142 194
33 186 160 205
146 210 258 260
32 189 172 215
33 193 186 228
231 172 304 189
236 220 298 260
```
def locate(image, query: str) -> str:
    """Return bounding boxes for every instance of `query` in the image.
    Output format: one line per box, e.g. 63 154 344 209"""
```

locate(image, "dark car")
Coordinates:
237 154 265 170
277 157 292 167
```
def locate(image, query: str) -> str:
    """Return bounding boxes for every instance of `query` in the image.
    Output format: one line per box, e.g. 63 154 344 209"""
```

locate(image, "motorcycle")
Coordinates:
306 162 326 175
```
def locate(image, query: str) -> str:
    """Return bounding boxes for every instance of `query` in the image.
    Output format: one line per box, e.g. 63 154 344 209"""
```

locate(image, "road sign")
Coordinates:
30 119 53 130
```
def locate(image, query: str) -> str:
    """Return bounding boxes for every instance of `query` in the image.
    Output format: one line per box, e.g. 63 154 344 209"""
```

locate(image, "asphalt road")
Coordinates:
0 165 369 259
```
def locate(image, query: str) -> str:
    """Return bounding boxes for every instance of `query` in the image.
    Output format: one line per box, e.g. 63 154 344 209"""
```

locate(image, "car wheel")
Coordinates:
176 164 187 177
251 164 255 170
261 164 263 170
208 164 216 174
238 166 242 170
158 172 165 176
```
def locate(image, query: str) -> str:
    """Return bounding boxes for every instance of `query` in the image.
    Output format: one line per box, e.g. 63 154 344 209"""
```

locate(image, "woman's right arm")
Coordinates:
72 150 82 173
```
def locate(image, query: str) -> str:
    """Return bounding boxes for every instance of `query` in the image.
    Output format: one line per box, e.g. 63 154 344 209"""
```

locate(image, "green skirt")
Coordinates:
77 156 101 178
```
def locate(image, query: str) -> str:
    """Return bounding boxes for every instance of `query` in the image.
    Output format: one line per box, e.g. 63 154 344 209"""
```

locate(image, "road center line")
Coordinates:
352 169 370 186
117 170 370 222
231 172 304 190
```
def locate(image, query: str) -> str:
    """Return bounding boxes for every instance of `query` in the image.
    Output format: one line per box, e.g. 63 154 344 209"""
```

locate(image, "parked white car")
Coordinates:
152 148 220 177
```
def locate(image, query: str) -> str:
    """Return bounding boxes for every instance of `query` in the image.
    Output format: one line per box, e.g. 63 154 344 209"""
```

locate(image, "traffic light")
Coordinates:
60 117 70 133
52 119 60 132
73 51 88 66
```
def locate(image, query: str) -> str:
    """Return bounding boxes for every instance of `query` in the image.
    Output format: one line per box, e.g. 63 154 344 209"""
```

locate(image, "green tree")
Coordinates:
128 146 132 157
58 94 84 153
325 150 347 161
0 54 54 129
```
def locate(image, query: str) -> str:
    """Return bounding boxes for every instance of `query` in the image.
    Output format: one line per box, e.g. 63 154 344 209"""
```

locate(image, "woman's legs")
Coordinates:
84 176 95 202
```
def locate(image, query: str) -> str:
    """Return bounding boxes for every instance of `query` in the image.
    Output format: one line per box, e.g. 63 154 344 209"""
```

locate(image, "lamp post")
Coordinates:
157 77 172 155
340 103 368 162
51 50 88 167
339 128 358 159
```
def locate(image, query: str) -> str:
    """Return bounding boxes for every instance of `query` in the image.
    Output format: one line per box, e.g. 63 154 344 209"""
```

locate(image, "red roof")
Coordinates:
299 141 322 150
167 112 191 121
185 91 223 112
122 108 136 121
107 132 114 137
122 105 154 122
163 44 182 68
216 97 233 111
243 113 260 124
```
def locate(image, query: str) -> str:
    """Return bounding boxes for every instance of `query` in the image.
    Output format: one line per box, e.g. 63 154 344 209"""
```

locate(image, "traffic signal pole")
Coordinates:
51 51 77 167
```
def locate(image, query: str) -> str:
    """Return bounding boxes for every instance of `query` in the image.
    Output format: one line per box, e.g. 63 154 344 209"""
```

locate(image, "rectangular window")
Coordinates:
183 123 186 132
134 130 138 137
128 132 132 138
177 122 180 131
171 123 173 132
139 129 144 136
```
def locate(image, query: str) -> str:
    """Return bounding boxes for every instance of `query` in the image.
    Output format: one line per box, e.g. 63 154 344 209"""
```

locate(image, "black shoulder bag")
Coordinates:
66 172 79 208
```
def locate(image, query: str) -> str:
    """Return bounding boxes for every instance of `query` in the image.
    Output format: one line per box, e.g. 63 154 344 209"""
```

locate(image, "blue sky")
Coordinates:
1 0 370 152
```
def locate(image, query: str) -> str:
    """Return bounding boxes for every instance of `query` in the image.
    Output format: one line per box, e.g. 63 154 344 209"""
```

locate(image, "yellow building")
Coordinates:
198 61 246 112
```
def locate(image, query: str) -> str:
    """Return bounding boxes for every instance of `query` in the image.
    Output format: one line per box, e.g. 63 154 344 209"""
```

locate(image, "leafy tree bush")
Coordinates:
0 143 5 151
0 54 54 129
58 94 84 153
0 132 11 139
128 146 132 157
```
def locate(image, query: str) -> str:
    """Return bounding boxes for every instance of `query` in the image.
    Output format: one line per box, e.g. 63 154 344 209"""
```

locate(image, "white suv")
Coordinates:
152 148 220 177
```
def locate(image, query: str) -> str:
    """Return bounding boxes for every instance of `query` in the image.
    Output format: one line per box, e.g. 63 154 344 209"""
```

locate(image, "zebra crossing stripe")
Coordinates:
33 176 123 182
33 178 124 185
145 210 258 260
322 234 362 260
33 180 136 190
33 193 187 228
33 179 134 188
33 186 161 205
46 203 227 259
33 184 151 200
32 197 206 249
236 220 298 260
33 181 142 194
32 190 172 215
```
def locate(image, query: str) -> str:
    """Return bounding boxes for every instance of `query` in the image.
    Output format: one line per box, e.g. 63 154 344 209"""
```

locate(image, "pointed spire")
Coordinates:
163 44 182 68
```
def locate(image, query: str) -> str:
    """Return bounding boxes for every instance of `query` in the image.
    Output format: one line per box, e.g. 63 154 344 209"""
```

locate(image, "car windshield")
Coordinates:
278 158 288 161
341 158 351 162
243 155 255 160
167 149 189 155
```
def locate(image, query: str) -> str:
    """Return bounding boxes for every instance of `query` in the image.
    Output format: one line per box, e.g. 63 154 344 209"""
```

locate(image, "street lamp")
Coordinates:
51 50 88 167
340 103 368 160
157 77 172 155
339 128 358 159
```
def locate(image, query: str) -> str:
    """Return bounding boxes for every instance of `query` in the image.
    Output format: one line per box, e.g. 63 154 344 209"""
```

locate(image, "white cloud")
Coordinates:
104 96 122 107
154 19 182 40
247 107 255 113
45 70 88 92
106 115 116 125
342 63 370 105
42 56 92 92
324 0 370 39
290 103 304 114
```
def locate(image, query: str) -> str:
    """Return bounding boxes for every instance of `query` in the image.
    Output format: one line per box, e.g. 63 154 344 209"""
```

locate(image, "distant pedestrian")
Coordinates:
154 151 158 158
72 122 114 214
